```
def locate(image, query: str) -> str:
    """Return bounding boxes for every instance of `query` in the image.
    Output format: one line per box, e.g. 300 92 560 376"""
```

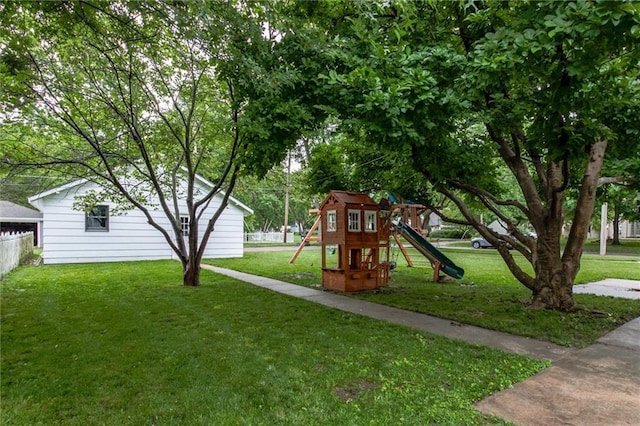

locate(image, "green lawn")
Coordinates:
583 238 640 255
447 238 640 256
208 247 640 348
1 261 547 425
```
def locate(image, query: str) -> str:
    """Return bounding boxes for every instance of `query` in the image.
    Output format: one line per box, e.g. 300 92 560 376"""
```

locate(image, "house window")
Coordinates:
348 209 361 232
365 210 377 232
180 216 189 237
85 205 109 232
327 210 337 232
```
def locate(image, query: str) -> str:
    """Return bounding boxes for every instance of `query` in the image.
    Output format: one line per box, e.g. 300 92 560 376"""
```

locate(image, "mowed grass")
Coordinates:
447 238 640 256
583 238 640 255
209 247 640 348
1 261 547 425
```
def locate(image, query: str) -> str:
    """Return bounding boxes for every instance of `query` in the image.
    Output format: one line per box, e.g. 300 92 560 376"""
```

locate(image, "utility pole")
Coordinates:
283 150 291 243
600 202 607 255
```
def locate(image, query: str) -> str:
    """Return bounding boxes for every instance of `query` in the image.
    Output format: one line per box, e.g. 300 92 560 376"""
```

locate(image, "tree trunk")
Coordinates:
527 212 577 311
612 204 620 245
528 140 607 310
183 256 201 286
523 141 606 311
530 273 575 311
530 244 575 311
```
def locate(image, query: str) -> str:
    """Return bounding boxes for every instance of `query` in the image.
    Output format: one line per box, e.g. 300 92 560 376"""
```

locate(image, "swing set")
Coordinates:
289 192 464 291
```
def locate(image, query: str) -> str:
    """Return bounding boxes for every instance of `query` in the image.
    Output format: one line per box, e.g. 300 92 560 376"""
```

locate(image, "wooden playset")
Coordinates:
319 191 392 292
289 191 464 292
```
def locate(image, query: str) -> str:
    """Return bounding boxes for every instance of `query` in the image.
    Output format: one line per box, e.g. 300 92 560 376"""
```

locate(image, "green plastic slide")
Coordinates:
394 220 465 279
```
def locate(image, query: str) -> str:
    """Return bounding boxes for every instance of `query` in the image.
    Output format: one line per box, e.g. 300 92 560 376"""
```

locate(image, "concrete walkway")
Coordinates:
475 318 640 426
201 265 640 426
574 278 640 300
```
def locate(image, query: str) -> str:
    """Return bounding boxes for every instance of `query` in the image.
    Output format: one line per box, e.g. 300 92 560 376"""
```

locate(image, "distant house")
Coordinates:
0 200 43 246
28 176 252 265
427 212 442 229
617 220 640 238
587 219 640 239
487 220 509 236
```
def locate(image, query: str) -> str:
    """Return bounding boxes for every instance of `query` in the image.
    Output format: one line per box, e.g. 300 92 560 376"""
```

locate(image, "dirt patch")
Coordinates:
333 379 378 402
282 273 315 279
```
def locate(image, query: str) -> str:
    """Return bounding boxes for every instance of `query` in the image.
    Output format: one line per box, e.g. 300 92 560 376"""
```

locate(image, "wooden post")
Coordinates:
432 262 442 283
393 232 414 267
289 214 321 264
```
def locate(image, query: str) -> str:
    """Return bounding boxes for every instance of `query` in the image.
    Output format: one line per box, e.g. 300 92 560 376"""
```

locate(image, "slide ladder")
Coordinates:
393 220 464 281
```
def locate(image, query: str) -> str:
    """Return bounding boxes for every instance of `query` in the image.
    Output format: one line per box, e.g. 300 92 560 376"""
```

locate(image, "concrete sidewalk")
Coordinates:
574 278 640 300
475 318 640 426
202 265 640 426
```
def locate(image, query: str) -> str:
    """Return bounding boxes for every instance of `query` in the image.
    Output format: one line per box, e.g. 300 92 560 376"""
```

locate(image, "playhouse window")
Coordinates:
180 216 189 236
365 210 377 232
85 205 109 232
348 209 361 232
327 210 337 232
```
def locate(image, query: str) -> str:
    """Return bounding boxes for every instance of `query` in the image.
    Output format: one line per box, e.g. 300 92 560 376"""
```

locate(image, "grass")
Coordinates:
207 247 640 348
447 238 640 256
1 261 548 425
583 238 640 255
244 242 298 247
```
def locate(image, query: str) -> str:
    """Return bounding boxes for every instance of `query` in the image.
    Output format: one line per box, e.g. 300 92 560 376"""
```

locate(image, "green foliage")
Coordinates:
289 0 640 305
235 166 316 233
0 170 65 207
2 261 546 424
429 228 468 239
0 1 326 283
305 142 351 194
303 0 640 189
236 174 285 232
2 1 312 178
597 153 640 226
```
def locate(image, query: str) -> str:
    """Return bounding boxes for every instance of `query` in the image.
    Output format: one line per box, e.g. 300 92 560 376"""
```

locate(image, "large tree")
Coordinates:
1 1 315 285
296 0 640 310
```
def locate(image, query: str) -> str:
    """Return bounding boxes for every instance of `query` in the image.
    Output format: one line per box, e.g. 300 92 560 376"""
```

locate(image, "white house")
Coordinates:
487 220 509 235
587 219 640 239
617 220 640 238
28 176 253 265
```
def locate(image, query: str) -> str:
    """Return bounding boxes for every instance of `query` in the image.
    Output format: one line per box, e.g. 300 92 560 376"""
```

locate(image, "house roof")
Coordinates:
28 176 253 215
320 191 379 210
0 200 43 222
193 174 253 214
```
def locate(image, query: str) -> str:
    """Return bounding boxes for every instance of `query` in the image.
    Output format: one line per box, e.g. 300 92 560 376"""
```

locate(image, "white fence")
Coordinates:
244 232 295 243
0 232 34 279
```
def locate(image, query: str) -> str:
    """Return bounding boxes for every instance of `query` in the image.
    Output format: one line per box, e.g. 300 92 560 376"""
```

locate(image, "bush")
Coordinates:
429 228 466 239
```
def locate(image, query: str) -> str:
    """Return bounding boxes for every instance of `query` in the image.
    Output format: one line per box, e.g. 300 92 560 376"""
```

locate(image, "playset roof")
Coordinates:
320 191 379 210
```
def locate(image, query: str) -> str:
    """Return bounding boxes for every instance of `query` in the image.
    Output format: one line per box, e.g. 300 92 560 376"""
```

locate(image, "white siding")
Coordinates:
613 220 640 238
487 220 509 235
37 181 247 264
